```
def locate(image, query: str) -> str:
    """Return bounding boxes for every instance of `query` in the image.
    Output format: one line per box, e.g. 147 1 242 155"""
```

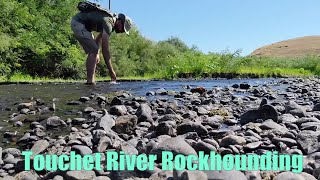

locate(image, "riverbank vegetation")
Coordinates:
1 0 319 83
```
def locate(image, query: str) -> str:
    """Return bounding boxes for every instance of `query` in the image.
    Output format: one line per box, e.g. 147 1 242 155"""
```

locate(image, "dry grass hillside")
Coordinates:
250 36 320 58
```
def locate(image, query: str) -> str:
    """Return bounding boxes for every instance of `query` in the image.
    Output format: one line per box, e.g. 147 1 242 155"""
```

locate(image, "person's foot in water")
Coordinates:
85 82 96 85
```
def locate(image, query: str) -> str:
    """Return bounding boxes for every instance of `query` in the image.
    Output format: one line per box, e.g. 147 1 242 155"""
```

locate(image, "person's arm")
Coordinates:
101 29 116 81
95 32 102 46
95 33 102 63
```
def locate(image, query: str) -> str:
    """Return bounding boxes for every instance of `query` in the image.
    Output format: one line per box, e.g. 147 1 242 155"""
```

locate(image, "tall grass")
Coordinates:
153 52 320 79
1 53 320 83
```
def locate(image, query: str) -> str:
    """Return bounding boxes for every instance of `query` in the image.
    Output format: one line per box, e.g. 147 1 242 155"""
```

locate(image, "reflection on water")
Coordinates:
0 78 284 148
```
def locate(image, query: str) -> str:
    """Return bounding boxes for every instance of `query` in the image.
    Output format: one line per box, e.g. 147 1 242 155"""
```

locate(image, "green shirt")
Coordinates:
73 11 116 35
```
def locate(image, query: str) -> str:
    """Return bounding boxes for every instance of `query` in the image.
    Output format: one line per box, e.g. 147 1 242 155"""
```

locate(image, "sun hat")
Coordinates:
118 13 132 35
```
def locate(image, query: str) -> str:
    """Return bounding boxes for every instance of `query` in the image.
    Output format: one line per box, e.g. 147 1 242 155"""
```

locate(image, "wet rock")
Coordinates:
72 118 87 125
271 137 297 147
79 136 92 147
244 141 263 151
287 149 303 155
95 109 115 131
209 129 235 139
71 145 92 156
14 171 39 180
240 104 278 125
297 130 320 154
53 175 64 180
191 87 206 94
300 172 317 180
3 163 14 170
120 141 138 155
296 117 320 127
155 122 176 136
13 121 23 127
150 137 197 160
10 114 28 122
177 122 208 136
96 95 107 103
244 130 261 140
110 105 127 116
159 114 183 123
274 171 305 180
182 110 198 119
193 141 217 154
4 131 17 138
31 140 49 156
113 115 138 134
110 97 123 105
156 88 168 95
258 104 278 122
46 116 67 127
220 98 231 105
146 91 155 96
224 118 238 125
82 124 90 129
65 170 96 180
67 100 82 105
244 123 262 134
132 96 147 103
220 135 246 147
285 100 307 117
232 84 239 88
93 177 111 180
260 119 288 133
33 128 46 137
84 107 95 113
149 171 174 180
245 171 262 180
79 96 90 102
240 83 251 89
204 115 223 128
301 122 320 131
196 106 210 115
2 148 21 157
71 127 78 132
282 131 296 139
20 108 30 114
313 103 320 111
174 170 208 180
97 136 112 153
17 102 33 111
203 139 220 149
219 147 233 155
17 133 35 144
204 170 247 180
278 113 297 123
92 129 107 145
135 103 153 123
0 147 3 165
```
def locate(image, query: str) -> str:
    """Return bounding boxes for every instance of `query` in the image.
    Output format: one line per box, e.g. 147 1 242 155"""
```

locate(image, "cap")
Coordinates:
118 13 132 35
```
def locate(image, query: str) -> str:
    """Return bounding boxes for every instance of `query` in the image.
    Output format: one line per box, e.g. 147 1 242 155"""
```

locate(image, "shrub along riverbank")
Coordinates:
0 0 319 83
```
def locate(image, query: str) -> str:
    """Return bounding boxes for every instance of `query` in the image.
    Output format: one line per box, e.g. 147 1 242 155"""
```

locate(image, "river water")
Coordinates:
0 78 285 148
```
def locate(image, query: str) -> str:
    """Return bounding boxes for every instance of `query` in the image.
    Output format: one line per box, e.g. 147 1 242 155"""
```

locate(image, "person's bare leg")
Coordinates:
86 53 98 84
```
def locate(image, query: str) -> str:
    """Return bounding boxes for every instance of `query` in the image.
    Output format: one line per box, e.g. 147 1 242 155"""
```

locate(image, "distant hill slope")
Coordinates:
250 36 320 58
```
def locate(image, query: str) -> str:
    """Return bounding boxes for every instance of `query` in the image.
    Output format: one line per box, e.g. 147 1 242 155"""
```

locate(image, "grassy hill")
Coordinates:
250 36 320 58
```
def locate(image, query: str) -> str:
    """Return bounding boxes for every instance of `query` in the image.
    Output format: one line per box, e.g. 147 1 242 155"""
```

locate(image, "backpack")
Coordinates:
77 1 115 17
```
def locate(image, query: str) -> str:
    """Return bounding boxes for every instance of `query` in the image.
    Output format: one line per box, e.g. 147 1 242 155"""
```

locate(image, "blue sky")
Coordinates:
93 0 320 56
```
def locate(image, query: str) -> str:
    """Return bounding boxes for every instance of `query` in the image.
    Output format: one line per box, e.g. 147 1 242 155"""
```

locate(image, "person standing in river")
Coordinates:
71 2 133 85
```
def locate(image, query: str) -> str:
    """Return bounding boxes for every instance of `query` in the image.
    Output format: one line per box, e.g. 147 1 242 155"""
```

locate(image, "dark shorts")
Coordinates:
71 18 99 54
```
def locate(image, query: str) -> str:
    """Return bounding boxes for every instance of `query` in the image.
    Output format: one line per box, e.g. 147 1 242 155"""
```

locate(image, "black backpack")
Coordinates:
77 1 115 17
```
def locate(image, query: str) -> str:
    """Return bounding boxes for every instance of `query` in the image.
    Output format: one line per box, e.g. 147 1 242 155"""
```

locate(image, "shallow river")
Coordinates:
0 78 285 148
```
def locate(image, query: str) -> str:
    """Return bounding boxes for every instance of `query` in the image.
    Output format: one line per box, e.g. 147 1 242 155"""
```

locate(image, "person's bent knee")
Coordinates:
84 48 99 55
87 52 98 57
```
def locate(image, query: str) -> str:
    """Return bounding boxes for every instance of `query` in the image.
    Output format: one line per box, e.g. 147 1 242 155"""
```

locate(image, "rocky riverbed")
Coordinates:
1 77 320 179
